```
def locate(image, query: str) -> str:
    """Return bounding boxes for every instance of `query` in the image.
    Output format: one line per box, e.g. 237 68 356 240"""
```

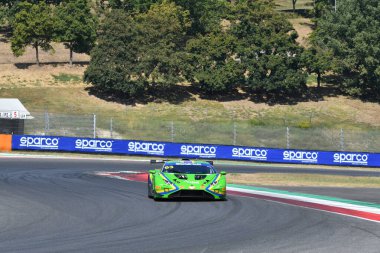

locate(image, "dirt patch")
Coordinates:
0 37 89 87
0 40 90 64
221 95 380 127
275 0 314 10
289 18 313 47
0 63 86 85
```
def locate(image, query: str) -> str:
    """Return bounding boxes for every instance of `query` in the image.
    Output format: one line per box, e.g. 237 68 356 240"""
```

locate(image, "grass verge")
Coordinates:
1 83 380 151
227 173 380 188
52 73 81 82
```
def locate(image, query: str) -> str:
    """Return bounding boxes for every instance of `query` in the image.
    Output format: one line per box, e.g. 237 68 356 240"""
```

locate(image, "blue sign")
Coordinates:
11 135 380 167
12 135 63 150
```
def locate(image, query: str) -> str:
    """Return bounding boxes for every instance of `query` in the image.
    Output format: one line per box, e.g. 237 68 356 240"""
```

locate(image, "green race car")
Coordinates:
148 159 227 200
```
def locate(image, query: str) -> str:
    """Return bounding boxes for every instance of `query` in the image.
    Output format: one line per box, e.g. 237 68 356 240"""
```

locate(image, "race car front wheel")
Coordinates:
148 183 153 198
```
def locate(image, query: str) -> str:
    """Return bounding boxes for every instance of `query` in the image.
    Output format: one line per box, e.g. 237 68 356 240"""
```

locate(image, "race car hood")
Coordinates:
159 172 223 190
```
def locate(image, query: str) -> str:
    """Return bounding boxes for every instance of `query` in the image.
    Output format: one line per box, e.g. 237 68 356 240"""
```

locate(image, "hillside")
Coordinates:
0 1 379 152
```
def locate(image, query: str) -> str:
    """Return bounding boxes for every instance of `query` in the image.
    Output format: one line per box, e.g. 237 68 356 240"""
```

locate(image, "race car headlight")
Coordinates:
210 180 219 186
164 179 173 185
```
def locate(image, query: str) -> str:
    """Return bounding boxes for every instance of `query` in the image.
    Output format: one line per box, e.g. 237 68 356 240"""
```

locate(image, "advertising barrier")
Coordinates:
11 135 380 167
0 134 12 152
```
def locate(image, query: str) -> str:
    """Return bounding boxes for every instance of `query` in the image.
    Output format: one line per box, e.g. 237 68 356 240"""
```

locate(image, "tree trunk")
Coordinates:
317 71 321 88
35 43 40 67
69 46 73 67
292 0 296 12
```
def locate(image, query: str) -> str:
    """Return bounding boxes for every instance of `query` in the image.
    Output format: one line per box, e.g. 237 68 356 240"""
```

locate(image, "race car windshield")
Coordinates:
162 165 215 174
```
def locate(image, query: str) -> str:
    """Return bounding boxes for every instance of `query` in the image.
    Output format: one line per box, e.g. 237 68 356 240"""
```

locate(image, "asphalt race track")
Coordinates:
0 157 379 253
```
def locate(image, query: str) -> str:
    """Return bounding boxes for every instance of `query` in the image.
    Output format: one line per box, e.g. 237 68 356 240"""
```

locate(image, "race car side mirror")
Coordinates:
220 171 226 175
149 170 156 174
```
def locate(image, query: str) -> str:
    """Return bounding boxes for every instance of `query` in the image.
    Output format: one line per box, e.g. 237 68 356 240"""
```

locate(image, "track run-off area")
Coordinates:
0 156 379 253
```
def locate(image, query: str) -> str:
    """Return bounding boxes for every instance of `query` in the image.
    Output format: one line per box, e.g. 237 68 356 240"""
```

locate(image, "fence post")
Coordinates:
233 122 237 145
171 121 174 142
93 114 96 138
286 127 290 149
340 128 344 151
110 118 113 139
44 111 50 135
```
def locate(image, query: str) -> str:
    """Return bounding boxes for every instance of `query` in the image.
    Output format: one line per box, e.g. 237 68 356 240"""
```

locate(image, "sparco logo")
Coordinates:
333 153 368 165
128 142 165 155
20 136 59 149
232 148 267 161
180 145 217 158
75 139 113 152
283 150 318 163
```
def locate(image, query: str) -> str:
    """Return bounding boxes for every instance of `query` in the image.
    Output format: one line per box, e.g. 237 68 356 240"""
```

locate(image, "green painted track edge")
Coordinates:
228 184 380 209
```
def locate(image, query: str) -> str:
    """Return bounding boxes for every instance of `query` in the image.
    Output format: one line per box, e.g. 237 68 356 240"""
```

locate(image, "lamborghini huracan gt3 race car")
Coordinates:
148 159 226 200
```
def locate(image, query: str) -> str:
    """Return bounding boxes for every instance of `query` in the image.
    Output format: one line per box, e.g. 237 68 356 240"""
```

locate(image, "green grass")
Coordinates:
307 74 317 85
1 84 379 152
52 73 81 82
1 86 366 128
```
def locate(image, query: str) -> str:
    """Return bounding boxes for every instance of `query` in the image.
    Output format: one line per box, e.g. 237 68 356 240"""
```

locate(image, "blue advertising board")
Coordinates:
11 135 380 167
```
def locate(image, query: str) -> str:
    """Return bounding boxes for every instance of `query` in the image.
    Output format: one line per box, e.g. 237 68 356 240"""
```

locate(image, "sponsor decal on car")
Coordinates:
231 147 268 161
283 150 318 163
75 139 113 152
128 141 165 155
19 136 59 149
333 153 368 165
185 181 200 185
180 145 217 158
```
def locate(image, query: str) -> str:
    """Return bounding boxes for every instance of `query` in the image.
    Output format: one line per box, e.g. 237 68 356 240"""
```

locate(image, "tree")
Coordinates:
174 0 229 35
0 0 14 5
10 1 56 66
292 0 297 12
0 5 6 26
312 0 380 98
231 0 307 98
134 1 191 88
108 0 158 13
313 0 334 19
55 0 97 66
84 10 143 96
84 1 191 97
0 0 19 25
301 46 332 88
185 31 244 95
0 0 62 25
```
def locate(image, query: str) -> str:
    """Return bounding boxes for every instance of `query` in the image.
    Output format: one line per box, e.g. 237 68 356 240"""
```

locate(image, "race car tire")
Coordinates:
148 182 153 198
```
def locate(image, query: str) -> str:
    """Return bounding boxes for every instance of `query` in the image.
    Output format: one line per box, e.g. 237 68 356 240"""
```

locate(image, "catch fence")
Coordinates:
8 111 378 153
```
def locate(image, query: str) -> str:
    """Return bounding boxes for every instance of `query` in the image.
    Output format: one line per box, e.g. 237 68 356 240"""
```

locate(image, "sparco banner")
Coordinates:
11 135 380 167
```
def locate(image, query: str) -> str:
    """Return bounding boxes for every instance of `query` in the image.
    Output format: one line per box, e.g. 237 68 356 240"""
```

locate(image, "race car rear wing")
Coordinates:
181 158 214 165
150 159 169 164
150 159 214 165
